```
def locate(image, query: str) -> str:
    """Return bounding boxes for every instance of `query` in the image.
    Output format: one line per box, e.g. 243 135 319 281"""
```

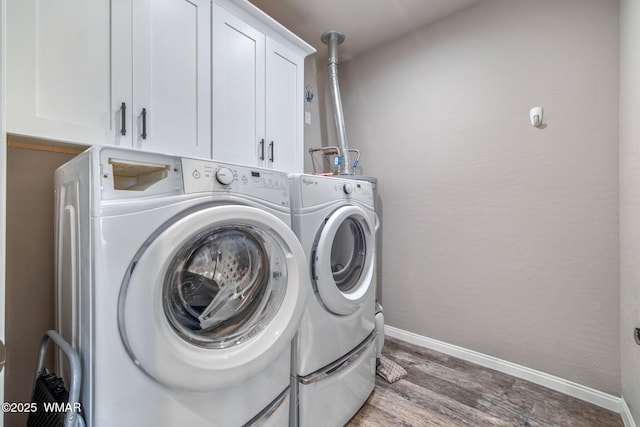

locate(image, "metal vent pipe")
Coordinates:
321 30 352 175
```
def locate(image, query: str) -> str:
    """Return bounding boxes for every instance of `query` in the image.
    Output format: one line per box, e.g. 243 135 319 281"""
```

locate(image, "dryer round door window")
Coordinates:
313 205 375 316
118 205 307 392
331 218 366 292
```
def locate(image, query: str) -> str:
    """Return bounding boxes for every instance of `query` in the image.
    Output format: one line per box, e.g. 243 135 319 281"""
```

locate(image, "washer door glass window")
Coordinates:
164 225 287 349
313 205 375 316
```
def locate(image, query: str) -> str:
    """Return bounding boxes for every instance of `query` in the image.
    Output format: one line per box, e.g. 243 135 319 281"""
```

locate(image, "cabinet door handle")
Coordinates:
141 108 147 140
120 102 126 135
259 139 265 160
269 141 274 162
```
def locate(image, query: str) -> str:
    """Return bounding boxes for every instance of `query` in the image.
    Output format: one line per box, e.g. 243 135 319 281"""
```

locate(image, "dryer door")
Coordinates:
312 205 375 315
118 204 307 391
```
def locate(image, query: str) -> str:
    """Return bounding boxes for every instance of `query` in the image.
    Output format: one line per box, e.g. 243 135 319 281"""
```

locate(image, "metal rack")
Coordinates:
27 330 85 427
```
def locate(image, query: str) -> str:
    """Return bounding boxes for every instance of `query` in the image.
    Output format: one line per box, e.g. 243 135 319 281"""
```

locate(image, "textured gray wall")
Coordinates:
319 0 620 394
620 0 640 419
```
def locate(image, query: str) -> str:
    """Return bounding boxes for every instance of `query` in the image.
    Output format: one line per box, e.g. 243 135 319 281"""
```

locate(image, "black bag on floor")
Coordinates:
26 330 85 427
27 369 69 427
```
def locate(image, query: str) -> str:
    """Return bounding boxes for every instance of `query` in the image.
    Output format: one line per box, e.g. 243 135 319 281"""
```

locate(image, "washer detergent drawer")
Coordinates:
298 336 376 427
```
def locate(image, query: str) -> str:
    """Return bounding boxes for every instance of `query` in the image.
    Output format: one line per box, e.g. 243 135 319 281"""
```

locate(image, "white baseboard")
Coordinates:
622 397 637 427
385 325 622 414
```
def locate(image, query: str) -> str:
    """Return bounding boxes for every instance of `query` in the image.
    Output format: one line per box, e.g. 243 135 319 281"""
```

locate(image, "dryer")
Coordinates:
288 174 377 427
55 146 308 426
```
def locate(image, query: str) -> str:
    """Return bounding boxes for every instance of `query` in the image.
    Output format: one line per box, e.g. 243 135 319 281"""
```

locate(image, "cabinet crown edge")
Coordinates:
215 0 316 56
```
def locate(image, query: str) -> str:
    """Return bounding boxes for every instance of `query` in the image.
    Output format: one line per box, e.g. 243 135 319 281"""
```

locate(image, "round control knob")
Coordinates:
343 183 353 194
215 167 234 185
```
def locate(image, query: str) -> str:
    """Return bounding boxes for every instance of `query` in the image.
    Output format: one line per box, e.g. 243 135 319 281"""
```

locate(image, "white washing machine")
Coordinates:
55 146 308 426
288 174 377 427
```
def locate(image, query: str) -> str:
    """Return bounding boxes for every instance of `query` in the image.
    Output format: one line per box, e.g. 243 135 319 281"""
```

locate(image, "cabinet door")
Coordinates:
7 0 113 145
265 38 303 173
112 0 133 148
212 4 266 166
132 0 211 158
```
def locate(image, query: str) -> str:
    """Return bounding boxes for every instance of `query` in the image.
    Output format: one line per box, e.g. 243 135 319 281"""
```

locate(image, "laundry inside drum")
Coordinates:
163 225 288 349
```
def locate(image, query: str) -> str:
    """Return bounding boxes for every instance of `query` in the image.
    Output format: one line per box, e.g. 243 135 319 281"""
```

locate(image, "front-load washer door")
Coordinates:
312 205 375 316
118 204 307 391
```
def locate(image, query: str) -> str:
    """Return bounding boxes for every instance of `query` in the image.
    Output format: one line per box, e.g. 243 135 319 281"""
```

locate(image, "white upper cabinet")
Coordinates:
114 0 211 157
8 0 211 158
212 6 266 167
7 0 311 164
7 0 112 145
265 38 303 173
212 0 314 172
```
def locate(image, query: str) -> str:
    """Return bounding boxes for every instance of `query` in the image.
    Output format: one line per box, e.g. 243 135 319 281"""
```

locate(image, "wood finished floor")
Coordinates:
348 337 623 427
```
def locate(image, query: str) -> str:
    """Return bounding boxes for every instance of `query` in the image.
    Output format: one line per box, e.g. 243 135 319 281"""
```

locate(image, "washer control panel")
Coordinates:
182 158 289 206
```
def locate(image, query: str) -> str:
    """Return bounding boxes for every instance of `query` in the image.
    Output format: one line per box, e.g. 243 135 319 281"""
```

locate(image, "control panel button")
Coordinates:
343 183 353 194
215 167 234 185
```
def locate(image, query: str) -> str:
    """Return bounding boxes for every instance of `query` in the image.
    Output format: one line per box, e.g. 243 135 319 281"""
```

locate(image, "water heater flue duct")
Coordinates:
321 30 353 175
